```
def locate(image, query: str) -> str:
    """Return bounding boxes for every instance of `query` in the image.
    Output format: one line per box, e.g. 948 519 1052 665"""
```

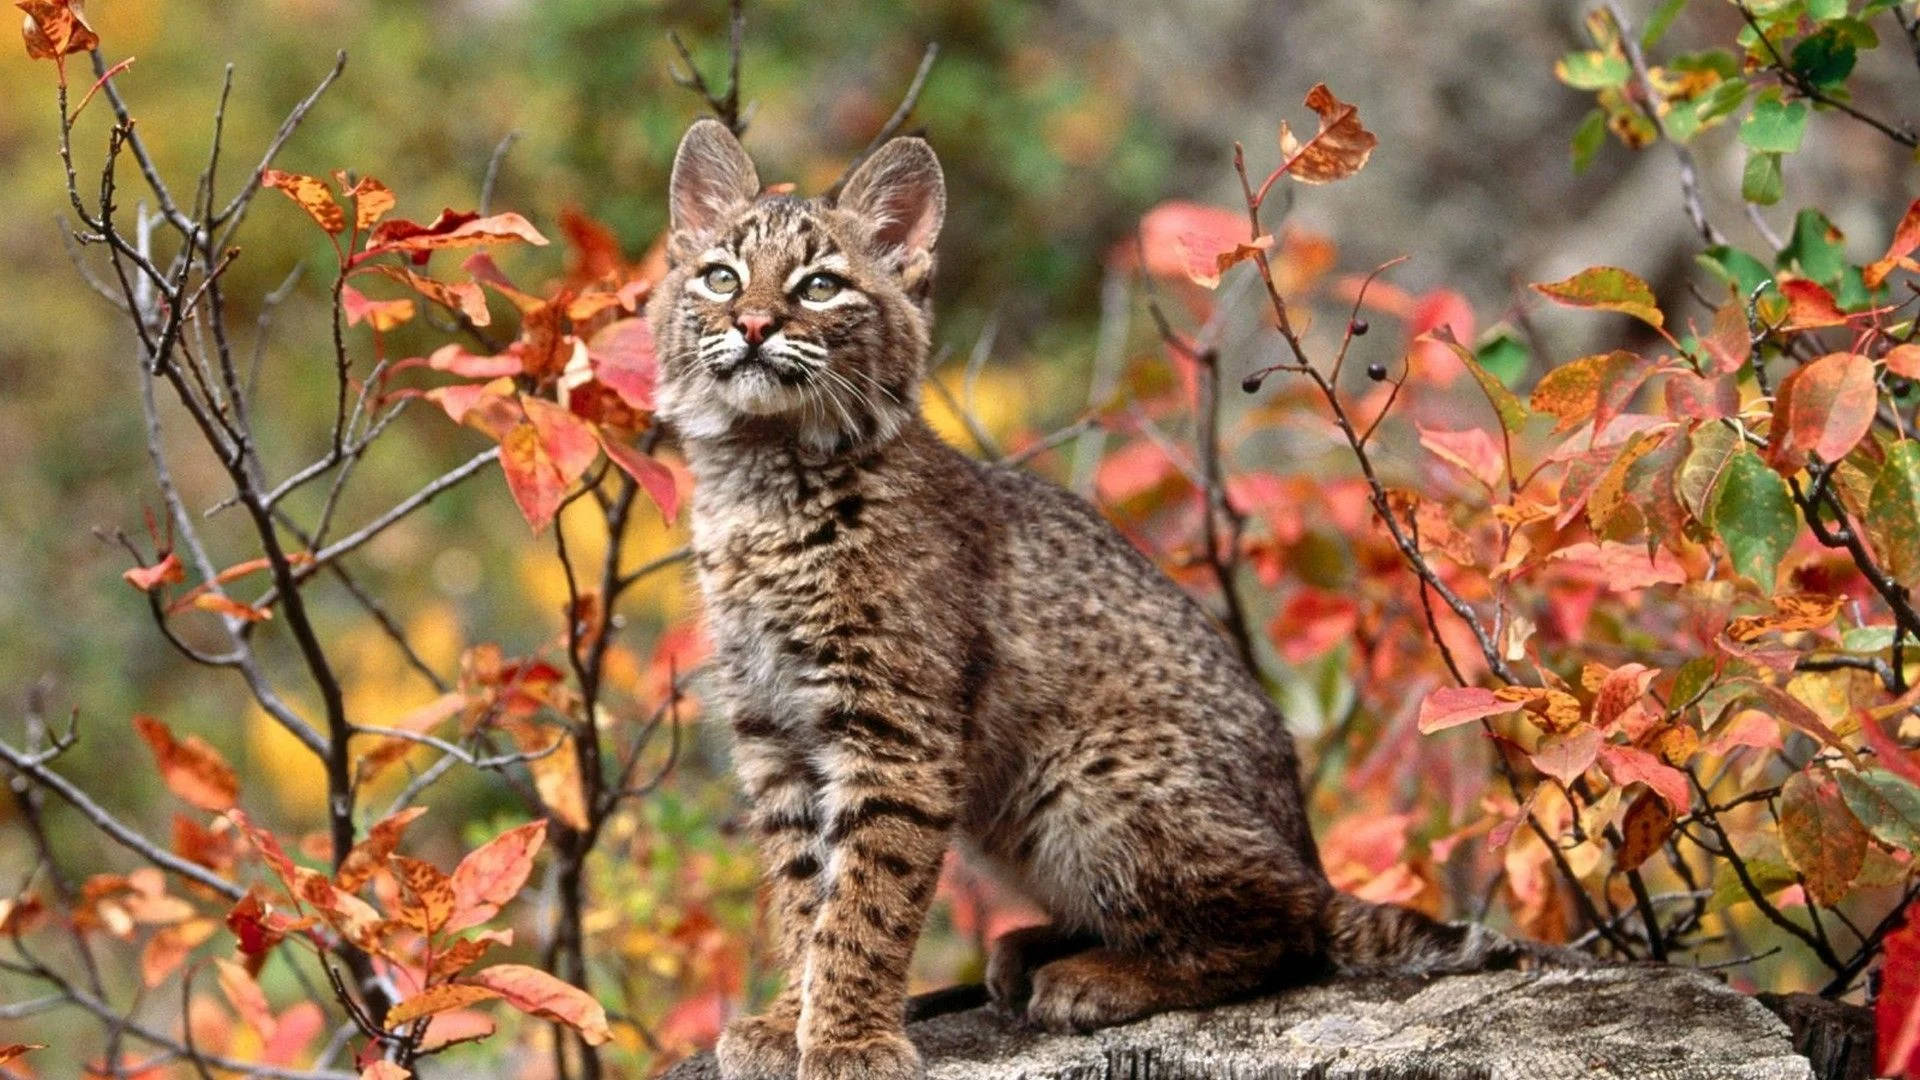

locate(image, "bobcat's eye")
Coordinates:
701 265 740 296
797 273 843 304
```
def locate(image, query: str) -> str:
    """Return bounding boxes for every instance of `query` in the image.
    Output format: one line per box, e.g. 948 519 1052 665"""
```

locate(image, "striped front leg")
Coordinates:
796 702 957 1080
717 714 823 1080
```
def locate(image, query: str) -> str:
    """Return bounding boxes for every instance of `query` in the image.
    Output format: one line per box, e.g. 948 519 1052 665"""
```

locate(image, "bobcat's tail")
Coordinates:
1319 892 1593 976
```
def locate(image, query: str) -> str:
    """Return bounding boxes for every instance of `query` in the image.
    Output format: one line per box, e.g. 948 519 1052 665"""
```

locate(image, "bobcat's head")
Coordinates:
648 119 945 452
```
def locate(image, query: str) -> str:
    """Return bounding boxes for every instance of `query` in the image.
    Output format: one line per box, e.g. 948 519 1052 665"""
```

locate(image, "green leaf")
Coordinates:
1532 266 1665 329
1693 77 1750 127
1780 209 1847 285
1742 151 1785 205
1425 327 1530 434
1556 51 1631 90
1709 856 1797 911
1475 328 1531 386
1740 93 1811 153
1791 27 1858 91
1835 769 1920 853
1805 0 1848 20
1571 108 1608 173
1867 440 1920 588
1699 245 1776 299
1711 446 1799 593
1642 0 1690 47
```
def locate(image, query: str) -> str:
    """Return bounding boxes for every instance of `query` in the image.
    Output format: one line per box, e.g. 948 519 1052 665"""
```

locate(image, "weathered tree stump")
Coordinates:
664 966 1836 1079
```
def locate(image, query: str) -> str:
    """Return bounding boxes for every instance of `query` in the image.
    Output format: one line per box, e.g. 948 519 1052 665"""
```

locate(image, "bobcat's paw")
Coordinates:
716 1012 800 1080
1025 952 1154 1034
987 924 1096 1015
797 1031 922 1080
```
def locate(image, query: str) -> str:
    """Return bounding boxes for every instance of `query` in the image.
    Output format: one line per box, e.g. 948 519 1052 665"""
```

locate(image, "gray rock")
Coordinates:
664 966 1819 1080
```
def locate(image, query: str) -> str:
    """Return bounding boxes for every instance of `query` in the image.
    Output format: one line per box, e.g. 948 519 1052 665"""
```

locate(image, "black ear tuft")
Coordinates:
668 119 761 241
834 137 945 256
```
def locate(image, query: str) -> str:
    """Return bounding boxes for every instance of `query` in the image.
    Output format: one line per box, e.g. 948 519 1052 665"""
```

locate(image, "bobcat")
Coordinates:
648 119 1568 1080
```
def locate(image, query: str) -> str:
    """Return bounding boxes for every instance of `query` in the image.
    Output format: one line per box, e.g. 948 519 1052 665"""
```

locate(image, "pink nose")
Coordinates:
736 313 775 344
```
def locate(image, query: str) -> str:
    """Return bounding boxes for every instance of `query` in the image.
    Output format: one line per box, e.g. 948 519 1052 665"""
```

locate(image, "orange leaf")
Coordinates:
1778 277 1849 330
261 169 346 234
1277 83 1378 185
1864 197 1920 289
189 592 272 622
215 956 278 1041
467 964 610 1045
522 395 600 481
227 810 300 899
336 806 427 894
16 0 94 61
1134 201 1250 286
342 284 416 332
419 342 519 378
123 552 184 592
1532 266 1664 329
367 265 489 327
363 210 549 265
1417 425 1504 489
140 917 217 988
1529 351 1652 436
1888 344 1920 379
447 820 547 934
1769 352 1877 472
390 855 456 935
334 173 396 234
1530 727 1601 786
386 983 501 1027
133 715 238 812
361 1063 411 1080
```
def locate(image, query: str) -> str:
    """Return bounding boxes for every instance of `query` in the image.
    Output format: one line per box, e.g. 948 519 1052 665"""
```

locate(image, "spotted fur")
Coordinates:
648 120 1577 1080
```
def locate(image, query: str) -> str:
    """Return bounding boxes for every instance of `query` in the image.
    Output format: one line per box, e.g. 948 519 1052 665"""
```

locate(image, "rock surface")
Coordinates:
663 966 1820 1080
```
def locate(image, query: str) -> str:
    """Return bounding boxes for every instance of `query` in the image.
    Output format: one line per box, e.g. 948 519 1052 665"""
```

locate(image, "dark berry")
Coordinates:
1366 362 1389 382
1895 378 1914 398
1349 318 1370 336
1241 373 1264 394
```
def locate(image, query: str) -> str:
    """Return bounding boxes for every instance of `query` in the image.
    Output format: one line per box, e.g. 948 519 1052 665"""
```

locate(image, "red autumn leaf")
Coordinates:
587 317 658 411
362 209 550 265
1779 765 1867 906
1277 83 1378 185
1417 424 1504 490
1266 588 1358 665
1865 197 1920 289
361 1063 411 1080
336 806 428 893
386 983 502 1028
447 820 547 934
261 169 346 235
1135 201 1252 287
419 342 520 378
1700 293 1751 375
1664 370 1738 420
341 284 416 332
1778 277 1849 330
1768 352 1877 472
1416 686 1520 734
1879 908 1920 1077
0 1046 45 1067
1598 744 1690 809
123 552 184 592
463 251 546 312
1530 727 1602 786
263 1001 325 1068
227 810 301 899
467 964 610 1045
599 432 680 524
497 399 600 534
1547 541 1688 592
1406 289 1477 386
133 715 239 812
17 0 94 61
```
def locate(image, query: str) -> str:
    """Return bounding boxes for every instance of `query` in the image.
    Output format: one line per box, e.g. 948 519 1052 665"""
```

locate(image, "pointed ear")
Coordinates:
835 137 945 257
668 119 761 242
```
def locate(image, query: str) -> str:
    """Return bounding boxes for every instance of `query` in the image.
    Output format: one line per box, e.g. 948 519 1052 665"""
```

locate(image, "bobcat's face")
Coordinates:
650 121 945 452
